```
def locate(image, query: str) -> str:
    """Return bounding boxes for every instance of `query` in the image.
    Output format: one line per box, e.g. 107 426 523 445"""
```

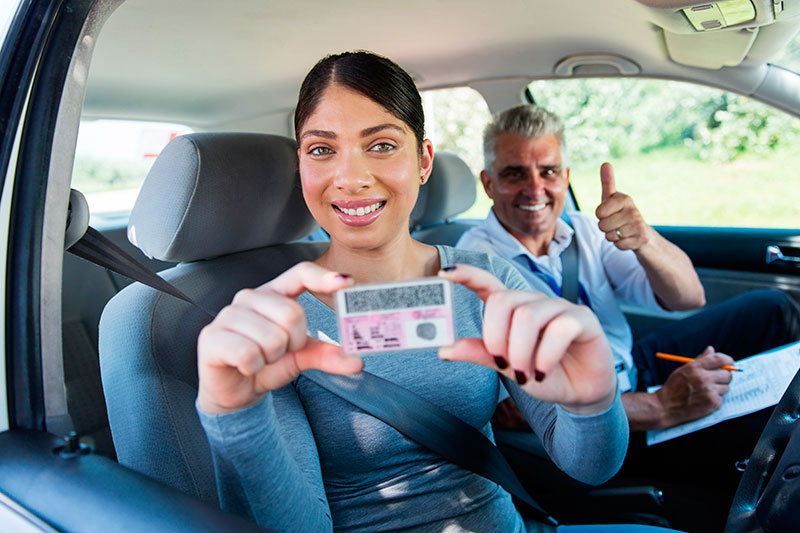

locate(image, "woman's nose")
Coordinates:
334 151 373 192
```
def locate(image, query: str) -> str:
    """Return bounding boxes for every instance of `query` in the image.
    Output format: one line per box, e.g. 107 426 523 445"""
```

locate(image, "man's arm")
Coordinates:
622 348 735 431
595 162 705 311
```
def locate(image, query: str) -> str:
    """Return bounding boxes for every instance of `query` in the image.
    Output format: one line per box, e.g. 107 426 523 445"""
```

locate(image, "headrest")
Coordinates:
411 151 476 227
128 133 318 262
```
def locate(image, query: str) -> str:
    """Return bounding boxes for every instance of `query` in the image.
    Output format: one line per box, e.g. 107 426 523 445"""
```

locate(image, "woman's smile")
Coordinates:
331 199 387 226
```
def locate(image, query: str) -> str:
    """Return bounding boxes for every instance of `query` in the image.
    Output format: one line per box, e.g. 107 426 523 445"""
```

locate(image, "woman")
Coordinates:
196 51 654 532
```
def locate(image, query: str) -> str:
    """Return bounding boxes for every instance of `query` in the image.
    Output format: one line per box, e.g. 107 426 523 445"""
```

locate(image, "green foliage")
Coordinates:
568 144 800 229
528 78 800 164
423 79 800 229
423 88 491 177
72 156 154 193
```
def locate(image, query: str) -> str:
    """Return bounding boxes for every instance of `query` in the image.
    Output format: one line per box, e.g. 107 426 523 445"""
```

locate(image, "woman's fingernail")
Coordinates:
534 370 546 382
336 273 352 280
514 370 528 385
442 266 456 272
493 356 508 369
438 346 453 360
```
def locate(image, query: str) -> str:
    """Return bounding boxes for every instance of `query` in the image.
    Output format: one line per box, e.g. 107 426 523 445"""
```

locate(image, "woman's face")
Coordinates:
298 84 433 251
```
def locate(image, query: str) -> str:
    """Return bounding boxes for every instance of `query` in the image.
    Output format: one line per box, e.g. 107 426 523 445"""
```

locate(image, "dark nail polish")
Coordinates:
442 266 456 272
534 370 546 382
493 356 508 369
514 370 528 385
336 273 352 280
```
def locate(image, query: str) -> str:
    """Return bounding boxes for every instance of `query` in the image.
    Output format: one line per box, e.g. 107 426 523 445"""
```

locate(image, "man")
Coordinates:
457 104 800 527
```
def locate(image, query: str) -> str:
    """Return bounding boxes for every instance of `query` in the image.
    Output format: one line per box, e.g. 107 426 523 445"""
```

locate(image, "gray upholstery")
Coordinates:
412 151 476 227
99 133 326 505
128 132 318 262
62 227 175 459
411 151 479 246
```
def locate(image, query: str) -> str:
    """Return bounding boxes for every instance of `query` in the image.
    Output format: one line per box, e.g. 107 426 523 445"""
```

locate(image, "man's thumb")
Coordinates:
600 162 616 202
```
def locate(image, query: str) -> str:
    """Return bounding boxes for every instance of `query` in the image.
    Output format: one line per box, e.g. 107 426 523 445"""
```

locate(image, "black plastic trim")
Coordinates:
657 226 800 276
0 429 269 532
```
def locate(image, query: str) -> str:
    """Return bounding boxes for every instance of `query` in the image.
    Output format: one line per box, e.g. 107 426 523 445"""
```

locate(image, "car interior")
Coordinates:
1 0 800 531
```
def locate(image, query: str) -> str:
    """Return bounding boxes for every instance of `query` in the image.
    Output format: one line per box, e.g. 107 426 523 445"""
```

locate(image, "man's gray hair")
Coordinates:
483 104 566 172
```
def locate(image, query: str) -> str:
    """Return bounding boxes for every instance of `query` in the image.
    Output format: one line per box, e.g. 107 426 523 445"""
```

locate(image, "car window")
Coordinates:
771 29 800 74
527 78 800 229
72 120 192 228
422 87 492 219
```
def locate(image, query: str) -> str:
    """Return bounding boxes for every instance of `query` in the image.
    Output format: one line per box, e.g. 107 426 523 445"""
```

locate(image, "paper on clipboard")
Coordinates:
646 341 800 446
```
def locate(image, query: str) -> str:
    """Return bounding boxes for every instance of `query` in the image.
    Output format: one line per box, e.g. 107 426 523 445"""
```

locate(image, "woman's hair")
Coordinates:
294 50 425 154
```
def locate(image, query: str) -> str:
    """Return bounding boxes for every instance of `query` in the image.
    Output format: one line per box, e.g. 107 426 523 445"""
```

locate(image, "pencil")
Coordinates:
656 352 742 372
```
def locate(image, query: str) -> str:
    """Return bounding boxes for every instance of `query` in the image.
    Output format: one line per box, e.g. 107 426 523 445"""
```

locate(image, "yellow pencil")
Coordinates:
656 352 742 372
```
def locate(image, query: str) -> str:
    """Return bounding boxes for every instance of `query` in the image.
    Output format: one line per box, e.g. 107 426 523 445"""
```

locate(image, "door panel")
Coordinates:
0 429 267 532
660 226 800 305
623 227 800 339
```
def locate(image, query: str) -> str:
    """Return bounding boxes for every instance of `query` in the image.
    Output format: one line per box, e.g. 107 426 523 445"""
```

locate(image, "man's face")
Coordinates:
481 133 569 242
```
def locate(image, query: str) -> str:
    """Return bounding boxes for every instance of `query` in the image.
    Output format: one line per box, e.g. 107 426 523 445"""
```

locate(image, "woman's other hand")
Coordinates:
438 264 616 415
197 261 363 415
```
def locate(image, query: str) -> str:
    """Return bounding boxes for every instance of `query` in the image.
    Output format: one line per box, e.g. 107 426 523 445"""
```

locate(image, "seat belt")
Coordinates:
68 227 557 526
560 217 579 305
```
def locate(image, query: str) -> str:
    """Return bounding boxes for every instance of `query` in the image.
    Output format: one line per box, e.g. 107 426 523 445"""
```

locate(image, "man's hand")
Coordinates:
623 347 735 431
595 162 652 251
594 161 706 311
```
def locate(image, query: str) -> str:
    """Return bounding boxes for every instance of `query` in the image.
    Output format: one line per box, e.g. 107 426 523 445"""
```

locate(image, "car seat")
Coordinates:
407 151 671 526
98 134 668 525
410 151 478 245
98 132 324 504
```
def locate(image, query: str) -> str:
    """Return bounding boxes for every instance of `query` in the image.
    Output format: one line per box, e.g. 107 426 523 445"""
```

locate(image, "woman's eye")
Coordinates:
370 142 395 152
309 146 333 156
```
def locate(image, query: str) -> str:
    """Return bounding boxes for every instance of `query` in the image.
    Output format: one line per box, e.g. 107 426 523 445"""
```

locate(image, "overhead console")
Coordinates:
635 0 800 68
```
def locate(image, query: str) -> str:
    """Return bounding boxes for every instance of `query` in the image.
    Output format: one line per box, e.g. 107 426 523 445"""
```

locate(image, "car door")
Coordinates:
0 1 266 530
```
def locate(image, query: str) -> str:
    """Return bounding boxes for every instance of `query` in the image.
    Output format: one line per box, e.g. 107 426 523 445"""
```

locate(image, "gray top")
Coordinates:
198 246 628 532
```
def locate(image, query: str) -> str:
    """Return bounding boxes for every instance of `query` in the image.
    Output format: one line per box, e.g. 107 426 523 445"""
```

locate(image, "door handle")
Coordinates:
766 245 800 264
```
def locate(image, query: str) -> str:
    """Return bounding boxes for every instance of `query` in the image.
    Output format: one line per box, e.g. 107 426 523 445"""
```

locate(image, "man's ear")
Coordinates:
564 166 570 186
479 170 494 199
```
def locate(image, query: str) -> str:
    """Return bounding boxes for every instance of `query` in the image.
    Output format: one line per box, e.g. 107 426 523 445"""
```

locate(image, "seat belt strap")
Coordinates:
561 218 579 305
68 227 217 317
68 227 556 526
302 370 555 524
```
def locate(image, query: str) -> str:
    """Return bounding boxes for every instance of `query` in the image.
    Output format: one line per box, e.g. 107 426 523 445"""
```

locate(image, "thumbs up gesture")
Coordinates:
595 162 651 251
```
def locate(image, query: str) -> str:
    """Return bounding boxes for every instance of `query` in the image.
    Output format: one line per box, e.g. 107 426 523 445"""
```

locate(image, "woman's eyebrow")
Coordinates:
360 123 405 137
300 129 336 140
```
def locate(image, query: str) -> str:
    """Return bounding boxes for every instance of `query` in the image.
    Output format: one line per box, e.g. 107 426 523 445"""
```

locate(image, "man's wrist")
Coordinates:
621 390 670 431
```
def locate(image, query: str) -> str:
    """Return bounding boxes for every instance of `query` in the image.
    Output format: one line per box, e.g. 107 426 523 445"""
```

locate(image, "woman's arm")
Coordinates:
196 262 366 528
199 387 332 530
503 378 628 485
438 262 627 484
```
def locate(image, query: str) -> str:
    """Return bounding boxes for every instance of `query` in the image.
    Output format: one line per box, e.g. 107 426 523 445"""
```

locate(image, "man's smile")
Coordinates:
516 201 549 212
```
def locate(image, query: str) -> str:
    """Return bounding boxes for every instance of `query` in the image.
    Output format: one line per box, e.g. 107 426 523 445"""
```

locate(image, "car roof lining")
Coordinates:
80 0 800 130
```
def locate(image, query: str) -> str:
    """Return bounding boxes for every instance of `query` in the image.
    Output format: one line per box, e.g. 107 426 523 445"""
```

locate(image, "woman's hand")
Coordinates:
438 264 616 415
197 262 364 415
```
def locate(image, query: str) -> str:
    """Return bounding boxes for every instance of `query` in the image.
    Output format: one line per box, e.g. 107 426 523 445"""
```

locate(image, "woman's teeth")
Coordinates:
336 201 384 216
